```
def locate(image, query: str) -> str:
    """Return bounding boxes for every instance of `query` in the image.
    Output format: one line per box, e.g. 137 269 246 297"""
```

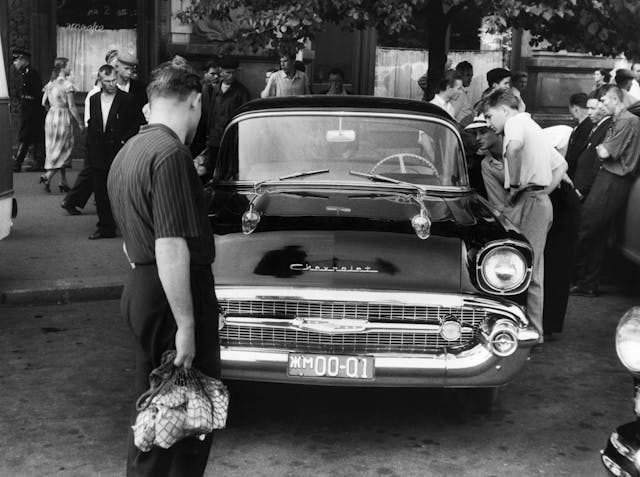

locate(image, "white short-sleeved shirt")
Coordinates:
501 112 566 189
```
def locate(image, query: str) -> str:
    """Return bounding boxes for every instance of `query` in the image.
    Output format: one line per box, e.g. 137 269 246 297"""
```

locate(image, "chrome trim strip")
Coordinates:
215 286 530 327
223 316 476 335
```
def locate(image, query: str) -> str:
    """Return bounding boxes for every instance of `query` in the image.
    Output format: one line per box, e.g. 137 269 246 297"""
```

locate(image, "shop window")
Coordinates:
55 0 137 92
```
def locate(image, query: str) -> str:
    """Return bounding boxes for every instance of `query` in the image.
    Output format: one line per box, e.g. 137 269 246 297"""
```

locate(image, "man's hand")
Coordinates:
174 325 196 369
596 144 610 159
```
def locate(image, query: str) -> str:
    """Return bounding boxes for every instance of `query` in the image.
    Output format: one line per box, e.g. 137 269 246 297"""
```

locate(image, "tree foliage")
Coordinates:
176 0 640 59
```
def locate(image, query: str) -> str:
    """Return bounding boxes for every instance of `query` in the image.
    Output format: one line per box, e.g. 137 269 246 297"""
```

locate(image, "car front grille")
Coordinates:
219 298 488 353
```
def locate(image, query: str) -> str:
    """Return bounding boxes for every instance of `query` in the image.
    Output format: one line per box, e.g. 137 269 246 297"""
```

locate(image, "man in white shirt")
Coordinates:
429 69 464 119
628 62 640 100
260 51 311 97
449 61 475 125
483 88 567 339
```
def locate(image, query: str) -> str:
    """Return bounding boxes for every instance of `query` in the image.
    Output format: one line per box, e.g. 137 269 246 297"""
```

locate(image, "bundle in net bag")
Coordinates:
132 350 229 451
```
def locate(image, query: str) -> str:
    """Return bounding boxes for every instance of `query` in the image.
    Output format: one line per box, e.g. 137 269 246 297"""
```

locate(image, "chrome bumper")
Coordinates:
221 335 537 387
217 287 539 387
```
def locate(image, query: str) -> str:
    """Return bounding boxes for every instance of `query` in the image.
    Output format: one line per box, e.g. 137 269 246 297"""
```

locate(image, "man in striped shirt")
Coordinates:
107 62 219 477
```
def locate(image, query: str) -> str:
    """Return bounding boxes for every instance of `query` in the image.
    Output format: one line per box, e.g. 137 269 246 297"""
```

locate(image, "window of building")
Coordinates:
55 0 137 91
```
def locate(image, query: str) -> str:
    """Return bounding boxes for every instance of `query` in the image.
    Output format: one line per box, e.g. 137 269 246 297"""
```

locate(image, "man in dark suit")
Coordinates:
87 64 139 239
115 51 148 126
572 96 612 201
11 48 46 172
565 93 593 180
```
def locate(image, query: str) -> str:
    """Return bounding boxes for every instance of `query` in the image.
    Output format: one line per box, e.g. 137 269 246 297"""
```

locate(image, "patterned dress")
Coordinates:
43 78 76 170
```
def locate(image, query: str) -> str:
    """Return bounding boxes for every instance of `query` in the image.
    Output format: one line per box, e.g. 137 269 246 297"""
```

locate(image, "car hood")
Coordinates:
213 230 462 292
210 188 523 293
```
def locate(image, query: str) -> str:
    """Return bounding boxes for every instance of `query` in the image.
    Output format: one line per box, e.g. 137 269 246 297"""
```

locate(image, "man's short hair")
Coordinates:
436 69 462 92
482 87 519 111
600 84 623 101
615 68 634 89
146 62 202 102
278 50 296 61
97 64 115 77
569 93 588 108
455 61 473 74
105 49 119 64
328 68 345 79
486 67 511 87
204 60 219 71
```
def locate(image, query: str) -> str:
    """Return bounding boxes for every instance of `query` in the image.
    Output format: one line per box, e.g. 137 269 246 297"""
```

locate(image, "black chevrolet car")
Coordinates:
602 307 640 476
208 96 539 397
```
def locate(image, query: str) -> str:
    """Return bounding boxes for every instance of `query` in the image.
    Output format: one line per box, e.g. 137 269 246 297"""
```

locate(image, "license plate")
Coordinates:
287 353 374 380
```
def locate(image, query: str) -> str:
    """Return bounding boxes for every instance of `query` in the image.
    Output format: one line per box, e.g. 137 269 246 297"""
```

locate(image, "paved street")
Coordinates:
1 291 638 477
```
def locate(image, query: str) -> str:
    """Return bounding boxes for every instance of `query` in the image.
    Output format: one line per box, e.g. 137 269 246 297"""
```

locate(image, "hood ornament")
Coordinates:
411 207 431 240
241 204 261 235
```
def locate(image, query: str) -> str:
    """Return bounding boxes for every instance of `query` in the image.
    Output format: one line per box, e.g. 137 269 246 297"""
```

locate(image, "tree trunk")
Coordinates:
424 0 451 101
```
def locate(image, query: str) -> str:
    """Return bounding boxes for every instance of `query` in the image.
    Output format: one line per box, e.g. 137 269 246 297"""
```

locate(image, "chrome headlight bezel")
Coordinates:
475 242 532 295
616 307 640 375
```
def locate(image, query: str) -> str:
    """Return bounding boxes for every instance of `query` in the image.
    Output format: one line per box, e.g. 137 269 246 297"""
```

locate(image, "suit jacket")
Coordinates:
565 117 593 179
87 89 139 170
573 117 612 197
126 78 148 126
205 81 251 148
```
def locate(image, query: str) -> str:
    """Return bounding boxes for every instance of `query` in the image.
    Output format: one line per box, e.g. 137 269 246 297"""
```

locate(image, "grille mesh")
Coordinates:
220 299 487 353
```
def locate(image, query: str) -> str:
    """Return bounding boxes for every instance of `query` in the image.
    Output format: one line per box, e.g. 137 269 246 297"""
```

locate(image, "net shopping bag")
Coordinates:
132 350 229 451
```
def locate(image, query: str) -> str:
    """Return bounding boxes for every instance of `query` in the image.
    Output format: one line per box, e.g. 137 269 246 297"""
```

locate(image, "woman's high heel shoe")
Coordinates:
39 175 51 193
59 184 70 193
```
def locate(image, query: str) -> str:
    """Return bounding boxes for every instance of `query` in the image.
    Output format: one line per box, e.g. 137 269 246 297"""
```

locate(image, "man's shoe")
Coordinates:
61 202 81 216
88 230 116 240
569 285 599 297
26 164 45 172
13 162 22 172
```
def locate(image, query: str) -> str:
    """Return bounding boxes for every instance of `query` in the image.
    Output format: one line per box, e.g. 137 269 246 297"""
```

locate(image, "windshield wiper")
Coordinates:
254 169 330 190
349 170 426 195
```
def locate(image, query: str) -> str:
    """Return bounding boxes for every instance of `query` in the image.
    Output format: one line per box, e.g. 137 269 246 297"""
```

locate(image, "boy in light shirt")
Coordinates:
482 89 567 339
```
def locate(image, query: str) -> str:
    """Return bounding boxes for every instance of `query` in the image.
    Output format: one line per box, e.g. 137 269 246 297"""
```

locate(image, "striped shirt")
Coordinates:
107 124 214 265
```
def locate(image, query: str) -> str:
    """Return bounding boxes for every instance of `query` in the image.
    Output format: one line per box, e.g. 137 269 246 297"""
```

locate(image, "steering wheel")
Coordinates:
370 153 440 178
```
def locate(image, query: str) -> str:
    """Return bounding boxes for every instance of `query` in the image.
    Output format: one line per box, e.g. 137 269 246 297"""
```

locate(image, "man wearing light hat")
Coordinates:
116 51 147 125
11 48 46 172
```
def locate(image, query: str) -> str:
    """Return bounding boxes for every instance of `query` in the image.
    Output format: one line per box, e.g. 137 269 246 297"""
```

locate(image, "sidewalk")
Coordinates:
0 161 129 305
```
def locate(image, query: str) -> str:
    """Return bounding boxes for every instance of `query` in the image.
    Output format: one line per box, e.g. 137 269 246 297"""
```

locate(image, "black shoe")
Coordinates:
61 202 81 215
88 230 116 240
59 184 71 193
13 162 22 172
569 285 599 297
27 165 46 172
39 175 51 193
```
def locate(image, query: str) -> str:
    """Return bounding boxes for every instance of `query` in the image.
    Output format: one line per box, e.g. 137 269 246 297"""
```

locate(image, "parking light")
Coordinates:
616 307 640 374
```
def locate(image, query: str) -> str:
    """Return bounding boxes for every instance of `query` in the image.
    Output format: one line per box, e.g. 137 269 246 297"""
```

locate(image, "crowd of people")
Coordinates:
424 61 640 341
8 44 640 477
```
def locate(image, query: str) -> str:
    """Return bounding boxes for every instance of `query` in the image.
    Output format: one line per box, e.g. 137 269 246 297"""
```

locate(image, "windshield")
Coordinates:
218 113 468 188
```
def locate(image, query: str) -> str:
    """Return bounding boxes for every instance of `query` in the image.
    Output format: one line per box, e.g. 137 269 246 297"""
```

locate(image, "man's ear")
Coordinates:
190 91 202 110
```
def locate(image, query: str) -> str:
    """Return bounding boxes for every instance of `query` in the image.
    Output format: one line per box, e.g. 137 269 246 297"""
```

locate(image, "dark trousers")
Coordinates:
92 168 116 235
574 169 633 291
64 163 93 208
542 182 581 334
16 101 46 167
121 264 220 477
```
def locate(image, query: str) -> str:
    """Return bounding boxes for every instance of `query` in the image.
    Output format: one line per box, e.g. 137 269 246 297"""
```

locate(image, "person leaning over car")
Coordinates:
107 61 220 477
482 88 568 339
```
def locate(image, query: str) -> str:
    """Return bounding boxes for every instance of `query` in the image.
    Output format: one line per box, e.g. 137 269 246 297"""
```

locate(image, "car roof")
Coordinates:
233 95 456 123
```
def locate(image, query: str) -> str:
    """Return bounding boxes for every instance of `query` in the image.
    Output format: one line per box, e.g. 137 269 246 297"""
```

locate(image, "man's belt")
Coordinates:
508 184 546 205
21 95 37 100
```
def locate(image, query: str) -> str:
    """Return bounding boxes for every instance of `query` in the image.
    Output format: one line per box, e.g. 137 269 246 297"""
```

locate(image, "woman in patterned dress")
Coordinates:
39 57 83 193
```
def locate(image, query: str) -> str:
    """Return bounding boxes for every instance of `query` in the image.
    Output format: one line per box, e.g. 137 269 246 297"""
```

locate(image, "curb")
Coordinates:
0 280 124 306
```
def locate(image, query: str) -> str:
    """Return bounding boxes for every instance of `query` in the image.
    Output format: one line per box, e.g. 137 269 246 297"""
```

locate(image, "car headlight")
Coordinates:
616 307 640 374
480 246 527 293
